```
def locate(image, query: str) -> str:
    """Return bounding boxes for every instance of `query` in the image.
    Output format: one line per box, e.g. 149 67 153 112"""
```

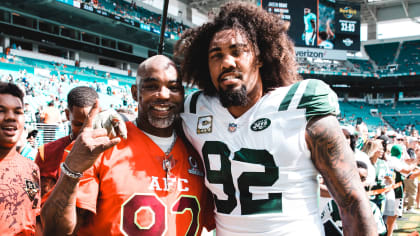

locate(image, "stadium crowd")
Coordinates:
2 42 420 236
80 0 187 36
2 63 420 235
321 121 420 235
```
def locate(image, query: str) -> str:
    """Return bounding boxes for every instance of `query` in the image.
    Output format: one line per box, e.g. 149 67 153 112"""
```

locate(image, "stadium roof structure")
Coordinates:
186 0 420 26
348 0 420 24
0 0 174 56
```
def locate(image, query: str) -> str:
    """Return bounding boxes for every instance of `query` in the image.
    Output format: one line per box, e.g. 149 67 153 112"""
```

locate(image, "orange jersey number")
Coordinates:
121 194 200 236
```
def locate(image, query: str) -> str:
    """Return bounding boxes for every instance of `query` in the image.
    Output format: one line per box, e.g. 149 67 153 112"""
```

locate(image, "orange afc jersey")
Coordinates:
65 122 214 235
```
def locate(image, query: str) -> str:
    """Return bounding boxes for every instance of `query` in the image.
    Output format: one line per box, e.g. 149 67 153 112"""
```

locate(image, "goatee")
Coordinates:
148 114 175 128
219 85 248 107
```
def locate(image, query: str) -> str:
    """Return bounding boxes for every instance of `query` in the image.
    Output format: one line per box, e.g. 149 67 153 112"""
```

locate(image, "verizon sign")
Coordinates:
295 47 347 60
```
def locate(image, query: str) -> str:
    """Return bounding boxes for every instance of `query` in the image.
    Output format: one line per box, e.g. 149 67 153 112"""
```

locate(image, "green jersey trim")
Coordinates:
189 90 203 114
278 82 301 111
298 79 340 120
278 79 339 121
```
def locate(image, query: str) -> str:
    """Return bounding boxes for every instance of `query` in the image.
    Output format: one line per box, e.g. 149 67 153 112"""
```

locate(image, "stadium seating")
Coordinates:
338 100 420 132
339 101 385 131
0 53 135 108
347 59 374 73
340 102 420 131
4 51 418 135
396 39 420 73
378 101 420 131
3 37 420 145
81 0 187 37
364 42 400 67
298 39 420 76
1 54 137 146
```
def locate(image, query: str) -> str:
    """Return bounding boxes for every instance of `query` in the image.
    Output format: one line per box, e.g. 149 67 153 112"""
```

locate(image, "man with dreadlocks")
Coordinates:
176 2 377 235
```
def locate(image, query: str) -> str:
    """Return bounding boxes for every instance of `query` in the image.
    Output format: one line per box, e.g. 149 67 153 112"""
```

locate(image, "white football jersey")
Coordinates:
181 79 340 235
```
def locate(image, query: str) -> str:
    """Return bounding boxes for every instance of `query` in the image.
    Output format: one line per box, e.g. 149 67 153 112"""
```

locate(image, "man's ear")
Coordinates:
131 85 138 102
65 108 70 121
256 58 263 68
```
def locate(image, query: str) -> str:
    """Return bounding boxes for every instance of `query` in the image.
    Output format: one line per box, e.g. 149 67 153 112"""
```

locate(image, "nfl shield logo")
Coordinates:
228 123 237 132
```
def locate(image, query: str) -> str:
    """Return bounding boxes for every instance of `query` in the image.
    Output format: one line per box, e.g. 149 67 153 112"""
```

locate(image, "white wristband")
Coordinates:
60 162 83 179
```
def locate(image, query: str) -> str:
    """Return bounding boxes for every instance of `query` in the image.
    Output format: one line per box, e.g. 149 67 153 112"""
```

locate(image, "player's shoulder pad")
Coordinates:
298 79 340 120
183 90 203 114
278 79 339 120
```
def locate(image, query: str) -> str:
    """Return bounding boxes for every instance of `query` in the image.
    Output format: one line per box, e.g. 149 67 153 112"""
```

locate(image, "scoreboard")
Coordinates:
260 0 360 51
335 2 360 50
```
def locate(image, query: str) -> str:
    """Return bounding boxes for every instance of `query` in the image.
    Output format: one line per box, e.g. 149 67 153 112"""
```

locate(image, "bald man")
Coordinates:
41 55 214 235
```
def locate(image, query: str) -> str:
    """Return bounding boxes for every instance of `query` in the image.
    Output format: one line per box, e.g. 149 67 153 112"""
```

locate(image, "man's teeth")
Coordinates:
3 126 16 131
153 106 170 111
223 75 238 80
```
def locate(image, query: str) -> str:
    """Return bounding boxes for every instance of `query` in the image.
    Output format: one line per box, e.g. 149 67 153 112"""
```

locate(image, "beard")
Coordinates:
218 85 249 107
148 113 176 129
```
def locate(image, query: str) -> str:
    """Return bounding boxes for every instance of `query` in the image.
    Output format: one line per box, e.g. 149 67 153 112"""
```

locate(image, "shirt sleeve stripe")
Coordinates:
189 91 202 114
278 81 301 111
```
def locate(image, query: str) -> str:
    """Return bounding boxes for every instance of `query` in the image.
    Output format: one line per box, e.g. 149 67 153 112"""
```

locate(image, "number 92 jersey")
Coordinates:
181 79 340 236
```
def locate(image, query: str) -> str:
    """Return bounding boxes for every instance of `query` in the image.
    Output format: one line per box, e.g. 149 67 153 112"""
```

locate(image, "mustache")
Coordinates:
217 68 243 82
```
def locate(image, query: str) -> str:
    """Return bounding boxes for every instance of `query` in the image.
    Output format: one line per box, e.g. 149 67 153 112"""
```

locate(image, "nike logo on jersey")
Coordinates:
197 115 212 134
148 176 189 192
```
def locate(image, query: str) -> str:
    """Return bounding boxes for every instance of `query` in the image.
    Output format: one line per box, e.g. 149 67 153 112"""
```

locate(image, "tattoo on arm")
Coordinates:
306 116 357 207
52 181 77 220
41 175 80 235
306 115 377 235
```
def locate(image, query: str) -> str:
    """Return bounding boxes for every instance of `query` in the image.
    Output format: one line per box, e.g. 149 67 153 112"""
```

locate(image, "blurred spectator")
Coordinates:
41 101 61 124
17 127 37 161
386 144 418 234
27 128 38 148
40 101 62 145
35 105 43 123
342 124 376 186
362 139 391 212
24 102 36 127
404 137 420 213
35 86 98 199
356 121 369 150
0 82 40 235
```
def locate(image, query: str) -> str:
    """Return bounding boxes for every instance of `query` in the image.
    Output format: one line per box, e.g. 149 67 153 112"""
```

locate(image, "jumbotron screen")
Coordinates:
261 0 360 51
